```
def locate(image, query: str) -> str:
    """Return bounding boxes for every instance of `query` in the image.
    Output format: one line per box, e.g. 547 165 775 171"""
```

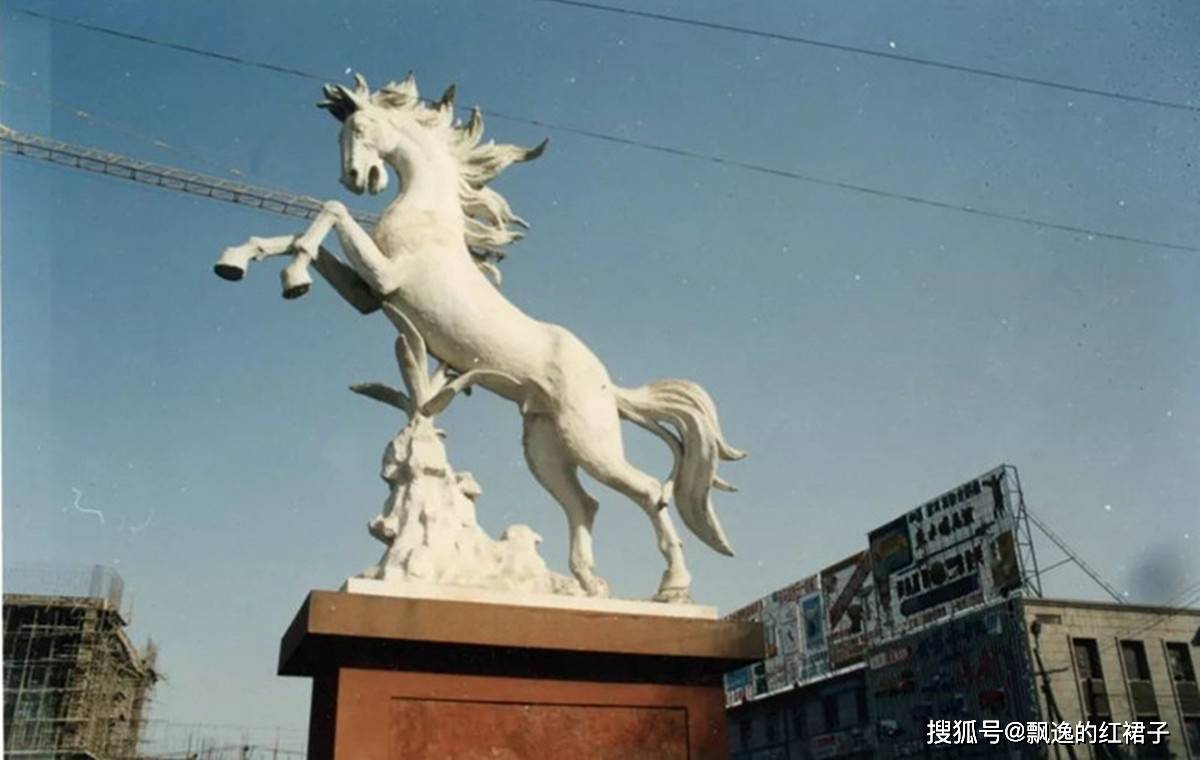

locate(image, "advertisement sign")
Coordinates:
723 665 753 708
725 575 835 704
770 575 830 688
867 466 1023 643
865 601 1038 759
723 599 764 706
821 550 875 669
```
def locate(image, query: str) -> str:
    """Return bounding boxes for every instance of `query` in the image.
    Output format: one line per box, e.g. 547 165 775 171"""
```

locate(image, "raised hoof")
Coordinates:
213 263 245 281
282 283 310 299
653 587 692 604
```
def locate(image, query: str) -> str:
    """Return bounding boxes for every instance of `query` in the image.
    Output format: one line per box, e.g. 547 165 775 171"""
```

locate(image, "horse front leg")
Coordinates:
293 201 401 296
215 235 297 282
214 232 316 299
215 201 393 306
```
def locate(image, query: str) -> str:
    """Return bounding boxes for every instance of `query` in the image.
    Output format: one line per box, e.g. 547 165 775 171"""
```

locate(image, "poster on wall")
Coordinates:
760 593 790 692
722 599 765 706
821 550 875 669
866 465 1024 643
771 575 830 687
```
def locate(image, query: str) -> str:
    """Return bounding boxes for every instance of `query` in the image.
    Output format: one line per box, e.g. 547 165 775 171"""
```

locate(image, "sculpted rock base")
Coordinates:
358 415 583 597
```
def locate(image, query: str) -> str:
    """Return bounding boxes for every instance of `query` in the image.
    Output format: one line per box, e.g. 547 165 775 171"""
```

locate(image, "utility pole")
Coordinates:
1030 620 1077 760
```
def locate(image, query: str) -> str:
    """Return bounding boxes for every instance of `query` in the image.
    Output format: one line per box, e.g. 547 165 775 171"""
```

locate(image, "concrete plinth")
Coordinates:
279 590 763 759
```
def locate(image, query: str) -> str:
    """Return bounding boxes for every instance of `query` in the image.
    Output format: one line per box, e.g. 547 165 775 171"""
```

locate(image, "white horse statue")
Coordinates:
214 73 744 602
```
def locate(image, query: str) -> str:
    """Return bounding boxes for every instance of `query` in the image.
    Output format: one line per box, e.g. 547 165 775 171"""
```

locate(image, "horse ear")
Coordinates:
353 72 370 96
522 138 549 162
436 84 456 111
318 84 356 121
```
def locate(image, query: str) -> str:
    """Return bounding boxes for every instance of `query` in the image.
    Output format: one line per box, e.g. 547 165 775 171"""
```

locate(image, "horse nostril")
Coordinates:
368 166 381 189
348 168 360 185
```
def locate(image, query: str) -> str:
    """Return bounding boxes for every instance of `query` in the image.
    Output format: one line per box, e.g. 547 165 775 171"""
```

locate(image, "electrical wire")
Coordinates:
7 6 1197 254
0 78 265 183
529 0 1200 114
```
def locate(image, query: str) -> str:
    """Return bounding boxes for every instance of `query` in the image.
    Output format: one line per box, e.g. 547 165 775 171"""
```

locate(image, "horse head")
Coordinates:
318 72 457 196
318 72 549 274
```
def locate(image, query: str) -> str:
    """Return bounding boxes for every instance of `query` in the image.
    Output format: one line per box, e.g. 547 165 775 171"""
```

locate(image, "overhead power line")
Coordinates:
2 122 1196 256
11 8 329 80
530 0 1200 114
0 78 265 183
8 8 1198 254
20 4 1198 115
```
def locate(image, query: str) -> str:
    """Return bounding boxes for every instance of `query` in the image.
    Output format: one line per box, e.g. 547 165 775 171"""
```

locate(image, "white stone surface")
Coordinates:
341 577 718 620
215 72 746 603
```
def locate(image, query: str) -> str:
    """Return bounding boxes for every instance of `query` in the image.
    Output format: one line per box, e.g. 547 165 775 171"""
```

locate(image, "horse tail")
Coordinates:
615 380 746 557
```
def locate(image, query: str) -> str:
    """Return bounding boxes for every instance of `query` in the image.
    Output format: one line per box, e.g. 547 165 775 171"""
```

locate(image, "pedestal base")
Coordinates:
280 590 763 759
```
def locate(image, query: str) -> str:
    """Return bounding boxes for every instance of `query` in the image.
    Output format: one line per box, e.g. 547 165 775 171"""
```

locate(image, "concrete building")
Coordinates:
726 596 1200 759
3 567 158 759
1023 597 1200 759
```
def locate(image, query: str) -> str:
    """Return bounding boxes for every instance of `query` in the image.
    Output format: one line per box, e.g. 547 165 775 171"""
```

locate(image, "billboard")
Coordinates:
768 573 835 686
821 550 876 669
765 575 830 690
724 575 834 705
867 465 1024 643
723 599 765 707
865 600 1038 758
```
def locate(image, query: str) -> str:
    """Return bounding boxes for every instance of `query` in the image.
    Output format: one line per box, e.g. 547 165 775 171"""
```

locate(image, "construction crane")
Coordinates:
0 124 380 228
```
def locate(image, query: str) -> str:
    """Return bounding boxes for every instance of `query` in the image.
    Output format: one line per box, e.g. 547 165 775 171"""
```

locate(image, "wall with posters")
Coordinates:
820 550 876 670
866 466 1023 644
723 464 1028 713
763 575 831 693
865 600 1039 759
724 599 767 707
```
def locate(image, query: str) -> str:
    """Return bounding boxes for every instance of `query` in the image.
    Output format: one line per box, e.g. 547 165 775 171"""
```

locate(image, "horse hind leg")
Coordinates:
568 419 693 602
522 416 609 597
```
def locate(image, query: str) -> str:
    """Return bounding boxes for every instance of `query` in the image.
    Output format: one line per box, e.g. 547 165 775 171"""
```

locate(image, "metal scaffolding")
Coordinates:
3 566 158 760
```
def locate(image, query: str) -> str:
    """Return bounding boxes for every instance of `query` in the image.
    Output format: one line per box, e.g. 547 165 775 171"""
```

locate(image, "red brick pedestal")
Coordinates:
279 591 763 759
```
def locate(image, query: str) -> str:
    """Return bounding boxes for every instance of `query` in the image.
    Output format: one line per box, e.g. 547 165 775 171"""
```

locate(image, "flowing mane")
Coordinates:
320 73 547 283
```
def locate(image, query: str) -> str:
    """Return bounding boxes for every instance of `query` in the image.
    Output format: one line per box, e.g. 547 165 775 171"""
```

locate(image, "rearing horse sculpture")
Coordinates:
214 73 744 602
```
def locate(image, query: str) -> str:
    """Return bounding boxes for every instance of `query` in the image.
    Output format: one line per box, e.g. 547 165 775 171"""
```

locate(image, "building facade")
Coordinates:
728 666 873 760
727 596 1200 759
1023 597 1200 759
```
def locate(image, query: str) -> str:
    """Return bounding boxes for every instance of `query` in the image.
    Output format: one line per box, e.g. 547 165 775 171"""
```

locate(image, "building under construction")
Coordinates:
3 565 158 759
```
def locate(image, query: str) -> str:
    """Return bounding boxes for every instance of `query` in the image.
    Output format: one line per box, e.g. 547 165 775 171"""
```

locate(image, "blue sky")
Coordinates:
3 0 1198 752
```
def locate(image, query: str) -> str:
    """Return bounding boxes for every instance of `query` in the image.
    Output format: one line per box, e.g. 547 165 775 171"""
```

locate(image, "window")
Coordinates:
765 711 779 743
1121 640 1158 716
1167 642 1200 718
1166 643 1197 683
1074 638 1103 680
822 694 839 732
855 687 869 724
1121 640 1151 680
1074 638 1111 718
739 718 751 748
791 704 806 739
1184 718 1200 755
